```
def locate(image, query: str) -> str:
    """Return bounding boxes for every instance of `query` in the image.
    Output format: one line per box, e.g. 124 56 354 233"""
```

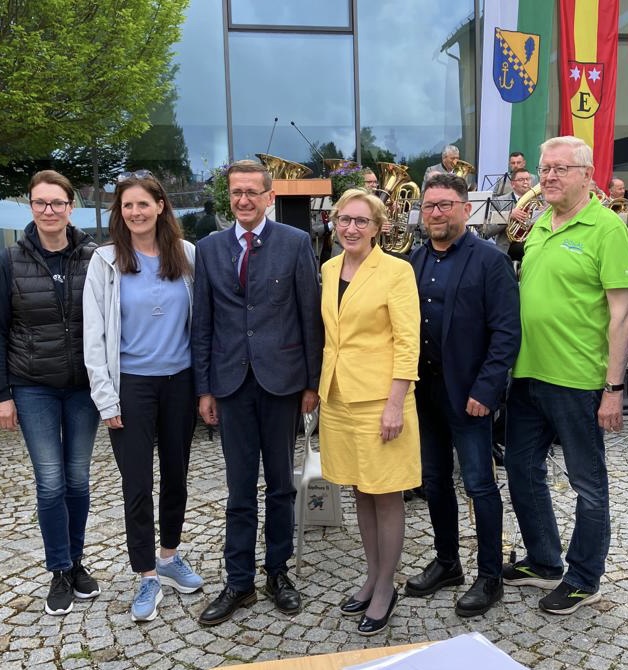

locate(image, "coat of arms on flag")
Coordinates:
493 28 540 103
566 61 604 119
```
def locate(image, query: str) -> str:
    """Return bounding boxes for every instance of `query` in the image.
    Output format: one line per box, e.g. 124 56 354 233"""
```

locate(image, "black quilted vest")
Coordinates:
7 223 96 388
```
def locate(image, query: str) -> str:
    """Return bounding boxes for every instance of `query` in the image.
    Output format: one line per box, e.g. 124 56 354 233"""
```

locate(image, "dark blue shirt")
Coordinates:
417 232 467 370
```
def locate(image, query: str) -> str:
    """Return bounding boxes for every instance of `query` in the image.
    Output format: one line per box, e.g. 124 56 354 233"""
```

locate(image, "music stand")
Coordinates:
466 191 492 229
482 173 508 192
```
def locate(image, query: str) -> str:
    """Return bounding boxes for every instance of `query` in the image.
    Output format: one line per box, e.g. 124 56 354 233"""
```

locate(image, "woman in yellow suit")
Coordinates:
319 188 421 635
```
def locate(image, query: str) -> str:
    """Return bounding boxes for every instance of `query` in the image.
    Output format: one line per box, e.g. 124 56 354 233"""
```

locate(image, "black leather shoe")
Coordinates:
265 571 301 614
405 558 464 597
455 576 503 617
357 590 398 636
198 585 257 626
339 595 371 617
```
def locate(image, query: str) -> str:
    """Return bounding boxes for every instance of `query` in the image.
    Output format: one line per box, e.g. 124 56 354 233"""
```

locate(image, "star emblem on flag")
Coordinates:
567 60 604 119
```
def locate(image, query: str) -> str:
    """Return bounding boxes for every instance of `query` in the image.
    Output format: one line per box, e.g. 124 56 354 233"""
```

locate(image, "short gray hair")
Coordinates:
540 136 593 168
442 144 460 159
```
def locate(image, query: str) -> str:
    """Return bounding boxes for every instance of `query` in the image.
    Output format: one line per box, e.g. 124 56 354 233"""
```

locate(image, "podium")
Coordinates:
272 179 332 234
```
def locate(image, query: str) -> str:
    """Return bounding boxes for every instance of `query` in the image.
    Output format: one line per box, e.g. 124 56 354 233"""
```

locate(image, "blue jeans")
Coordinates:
416 372 503 578
505 378 609 591
13 385 100 572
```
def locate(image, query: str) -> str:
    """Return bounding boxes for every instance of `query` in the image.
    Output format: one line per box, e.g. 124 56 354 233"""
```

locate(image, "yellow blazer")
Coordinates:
319 245 420 403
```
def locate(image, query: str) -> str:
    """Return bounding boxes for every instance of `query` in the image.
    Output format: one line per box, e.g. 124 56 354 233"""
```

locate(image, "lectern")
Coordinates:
272 179 332 234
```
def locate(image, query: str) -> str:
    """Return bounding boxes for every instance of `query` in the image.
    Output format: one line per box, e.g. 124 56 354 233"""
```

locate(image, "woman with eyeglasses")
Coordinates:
317 189 421 635
0 170 101 616
83 171 203 622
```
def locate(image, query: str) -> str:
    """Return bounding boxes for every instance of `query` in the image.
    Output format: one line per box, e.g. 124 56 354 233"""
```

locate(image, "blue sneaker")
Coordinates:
156 554 204 594
131 577 163 622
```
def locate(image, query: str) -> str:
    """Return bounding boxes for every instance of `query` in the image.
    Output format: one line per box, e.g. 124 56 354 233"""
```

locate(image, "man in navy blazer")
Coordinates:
404 173 520 617
192 160 323 626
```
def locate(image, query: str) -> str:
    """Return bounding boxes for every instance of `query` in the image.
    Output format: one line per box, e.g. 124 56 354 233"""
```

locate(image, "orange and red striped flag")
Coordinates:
559 0 618 192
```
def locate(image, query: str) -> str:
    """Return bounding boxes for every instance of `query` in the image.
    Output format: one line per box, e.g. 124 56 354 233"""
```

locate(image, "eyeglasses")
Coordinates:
511 177 531 183
536 165 587 177
30 199 71 214
336 215 374 229
229 189 269 200
420 200 465 213
117 169 154 182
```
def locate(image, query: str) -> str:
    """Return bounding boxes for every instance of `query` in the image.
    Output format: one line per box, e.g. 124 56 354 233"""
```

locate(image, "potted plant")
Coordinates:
330 163 365 203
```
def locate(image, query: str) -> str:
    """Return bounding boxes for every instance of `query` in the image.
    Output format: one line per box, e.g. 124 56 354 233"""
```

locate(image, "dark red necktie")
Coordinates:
239 231 255 287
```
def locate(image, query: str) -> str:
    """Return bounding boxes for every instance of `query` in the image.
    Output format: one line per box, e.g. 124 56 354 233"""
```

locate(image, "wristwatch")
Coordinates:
603 382 624 393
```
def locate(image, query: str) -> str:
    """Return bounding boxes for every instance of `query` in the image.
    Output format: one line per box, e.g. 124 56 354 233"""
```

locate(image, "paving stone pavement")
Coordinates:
1 423 628 669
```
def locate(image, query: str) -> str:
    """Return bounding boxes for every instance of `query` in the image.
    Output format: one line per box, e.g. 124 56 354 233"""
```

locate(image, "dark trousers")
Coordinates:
109 368 196 572
217 370 301 591
415 371 503 578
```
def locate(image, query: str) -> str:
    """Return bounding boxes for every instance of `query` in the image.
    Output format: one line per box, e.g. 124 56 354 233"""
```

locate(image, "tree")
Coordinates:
0 0 188 168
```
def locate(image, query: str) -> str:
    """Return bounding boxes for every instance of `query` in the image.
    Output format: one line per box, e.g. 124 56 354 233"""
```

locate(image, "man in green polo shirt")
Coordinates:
503 136 628 616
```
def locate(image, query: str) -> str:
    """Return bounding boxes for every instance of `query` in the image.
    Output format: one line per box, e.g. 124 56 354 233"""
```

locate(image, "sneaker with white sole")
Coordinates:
156 554 204 594
539 581 601 615
71 559 101 599
502 559 562 589
45 570 74 615
131 577 163 622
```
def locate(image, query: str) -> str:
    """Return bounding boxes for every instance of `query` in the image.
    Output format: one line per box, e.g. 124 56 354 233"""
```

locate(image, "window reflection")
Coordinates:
229 32 355 170
230 0 350 28
356 0 475 185
173 0 228 177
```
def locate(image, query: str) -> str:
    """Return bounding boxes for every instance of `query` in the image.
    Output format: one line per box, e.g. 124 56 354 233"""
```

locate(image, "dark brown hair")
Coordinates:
423 173 469 200
108 174 191 279
29 170 74 202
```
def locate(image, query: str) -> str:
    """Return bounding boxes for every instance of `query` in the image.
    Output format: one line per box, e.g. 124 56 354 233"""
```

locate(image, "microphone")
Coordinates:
290 121 326 176
265 117 279 155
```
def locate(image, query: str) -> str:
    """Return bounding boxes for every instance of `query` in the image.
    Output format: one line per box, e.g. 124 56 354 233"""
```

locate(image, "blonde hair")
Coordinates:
330 188 387 234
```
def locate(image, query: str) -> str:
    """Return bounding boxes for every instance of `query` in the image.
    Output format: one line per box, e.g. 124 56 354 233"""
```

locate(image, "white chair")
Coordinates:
294 408 321 575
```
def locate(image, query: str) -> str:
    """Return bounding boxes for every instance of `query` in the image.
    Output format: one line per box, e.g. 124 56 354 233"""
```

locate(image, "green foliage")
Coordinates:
205 165 234 222
0 0 189 166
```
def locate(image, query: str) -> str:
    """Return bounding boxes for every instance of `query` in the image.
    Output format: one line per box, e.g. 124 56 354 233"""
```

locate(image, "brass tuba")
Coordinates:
608 197 628 215
375 162 421 254
506 183 545 242
451 158 476 179
255 153 313 179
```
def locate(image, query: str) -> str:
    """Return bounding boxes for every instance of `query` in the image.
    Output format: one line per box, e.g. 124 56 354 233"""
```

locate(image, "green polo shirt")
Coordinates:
513 195 628 389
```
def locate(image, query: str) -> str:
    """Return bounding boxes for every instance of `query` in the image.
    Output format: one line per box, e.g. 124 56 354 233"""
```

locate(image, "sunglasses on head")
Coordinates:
117 169 154 183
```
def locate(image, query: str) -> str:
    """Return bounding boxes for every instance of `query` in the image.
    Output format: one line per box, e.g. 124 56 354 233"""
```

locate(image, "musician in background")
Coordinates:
363 169 379 192
492 151 537 197
484 168 539 261
504 136 628 615
608 176 626 199
405 173 520 618
421 145 459 192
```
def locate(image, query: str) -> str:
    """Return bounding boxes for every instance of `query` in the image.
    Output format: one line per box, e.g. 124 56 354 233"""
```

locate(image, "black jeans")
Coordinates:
110 368 197 572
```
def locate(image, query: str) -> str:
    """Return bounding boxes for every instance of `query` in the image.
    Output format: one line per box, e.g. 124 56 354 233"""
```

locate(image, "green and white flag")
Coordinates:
478 0 555 188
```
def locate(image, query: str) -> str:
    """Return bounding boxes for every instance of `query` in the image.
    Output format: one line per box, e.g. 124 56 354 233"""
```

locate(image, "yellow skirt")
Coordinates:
319 377 421 494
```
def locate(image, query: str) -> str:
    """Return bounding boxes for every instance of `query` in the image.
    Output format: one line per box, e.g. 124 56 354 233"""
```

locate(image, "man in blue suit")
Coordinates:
192 160 323 626
404 173 520 617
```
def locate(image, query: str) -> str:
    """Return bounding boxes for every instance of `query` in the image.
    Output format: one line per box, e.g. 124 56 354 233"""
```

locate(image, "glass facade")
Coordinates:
170 0 627 184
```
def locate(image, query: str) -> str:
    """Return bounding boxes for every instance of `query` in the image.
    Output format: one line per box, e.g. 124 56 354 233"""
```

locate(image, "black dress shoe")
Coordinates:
357 590 398 636
198 585 257 626
455 576 503 617
265 571 301 614
339 595 371 617
405 558 464 597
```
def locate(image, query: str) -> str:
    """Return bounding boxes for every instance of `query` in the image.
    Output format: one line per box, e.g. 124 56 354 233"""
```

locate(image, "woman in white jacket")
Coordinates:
83 171 202 622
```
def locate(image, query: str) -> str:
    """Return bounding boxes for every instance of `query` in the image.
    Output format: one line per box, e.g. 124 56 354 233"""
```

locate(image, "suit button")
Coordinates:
241 359 247 365
247 330 254 336
247 304 254 310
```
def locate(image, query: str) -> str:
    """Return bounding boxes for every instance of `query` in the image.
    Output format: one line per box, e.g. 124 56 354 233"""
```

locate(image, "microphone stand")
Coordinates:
290 121 326 177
